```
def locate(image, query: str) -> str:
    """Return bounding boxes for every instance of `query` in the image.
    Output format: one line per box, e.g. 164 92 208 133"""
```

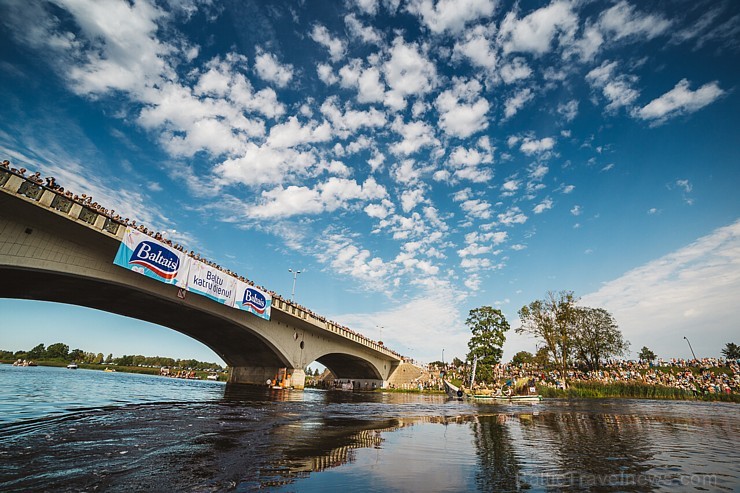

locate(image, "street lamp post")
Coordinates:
683 336 697 361
376 325 384 345
288 269 301 301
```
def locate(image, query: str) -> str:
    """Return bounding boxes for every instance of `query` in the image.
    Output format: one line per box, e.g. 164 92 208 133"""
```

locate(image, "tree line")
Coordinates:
463 290 738 386
1 342 224 371
465 290 630 385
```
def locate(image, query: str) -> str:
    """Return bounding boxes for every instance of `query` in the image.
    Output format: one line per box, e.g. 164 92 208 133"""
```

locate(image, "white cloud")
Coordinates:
248 177 387 218
581 220 740 359
498 206 528 225
401 187 426 212
533 197 553 214
310 24 346 62
503 88 534 119
435 78 490 137
520 136 555 155
453 25 497 71
571 205 582 216
383 37 437 110
317 63 338 85
557 99 578 122
460 198 492 220
586 61 640 112
676 179 692 193
344 13 382 44
56 0 175 95
498 0 578 55
390 117 439 156
635 79 724 123
320 97 386 138
266 116 332 149
407 0 496 34
499 57 532 84
254 49 293 88
598 1 672 42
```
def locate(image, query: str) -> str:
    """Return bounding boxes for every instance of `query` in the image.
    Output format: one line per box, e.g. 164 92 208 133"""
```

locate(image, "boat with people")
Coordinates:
442 355 543 403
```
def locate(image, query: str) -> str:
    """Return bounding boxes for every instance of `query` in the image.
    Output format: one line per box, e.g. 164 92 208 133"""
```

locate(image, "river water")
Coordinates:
1 365 738 492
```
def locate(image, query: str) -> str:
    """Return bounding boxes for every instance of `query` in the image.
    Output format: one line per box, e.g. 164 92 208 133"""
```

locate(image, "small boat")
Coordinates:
443 356 543 403
443 379 464 400
104 367 116 372
66 363 78 369
469 393 543 403
206 374 218 381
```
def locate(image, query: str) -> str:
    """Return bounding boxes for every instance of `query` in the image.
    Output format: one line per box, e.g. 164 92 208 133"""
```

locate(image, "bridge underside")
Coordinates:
317 353 383 380
0 266 286 369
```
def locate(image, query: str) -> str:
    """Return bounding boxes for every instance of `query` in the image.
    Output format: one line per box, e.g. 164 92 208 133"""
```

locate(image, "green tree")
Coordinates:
466 306 510 383
117 355 134 366
105 353 113 364
721 342 740 360
93 353 104 364
572 307 629 370
69 348 84 362
45 343 70 360
638 346 657 363
517 291 578 387
452 357 464 368
511 351 534 366
27 343 46 360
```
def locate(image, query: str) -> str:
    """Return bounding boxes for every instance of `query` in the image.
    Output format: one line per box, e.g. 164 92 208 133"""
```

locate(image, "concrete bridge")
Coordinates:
0 168 404 388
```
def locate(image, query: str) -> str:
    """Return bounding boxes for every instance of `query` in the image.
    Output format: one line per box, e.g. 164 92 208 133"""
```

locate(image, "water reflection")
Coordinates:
471 414 527 492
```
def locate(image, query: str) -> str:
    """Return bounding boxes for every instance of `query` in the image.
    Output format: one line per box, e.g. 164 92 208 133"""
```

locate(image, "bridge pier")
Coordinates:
229 366 306 390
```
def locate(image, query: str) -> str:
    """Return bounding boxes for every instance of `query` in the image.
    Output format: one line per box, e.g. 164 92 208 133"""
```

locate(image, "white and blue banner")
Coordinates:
113 228 190 287
233 280 272 320
186 260 237 306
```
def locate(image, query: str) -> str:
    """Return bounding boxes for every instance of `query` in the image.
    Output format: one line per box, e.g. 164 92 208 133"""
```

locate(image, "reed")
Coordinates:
537 382 740 402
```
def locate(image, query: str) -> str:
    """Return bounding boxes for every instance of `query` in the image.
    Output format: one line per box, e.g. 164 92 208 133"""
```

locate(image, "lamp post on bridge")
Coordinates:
683 336 697 362
288 269 301 302
376 325 384 345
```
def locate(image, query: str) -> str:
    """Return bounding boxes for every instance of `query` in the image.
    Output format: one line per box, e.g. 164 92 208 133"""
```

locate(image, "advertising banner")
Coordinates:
113 227 190 287
233 279 272 320
186 260 237 305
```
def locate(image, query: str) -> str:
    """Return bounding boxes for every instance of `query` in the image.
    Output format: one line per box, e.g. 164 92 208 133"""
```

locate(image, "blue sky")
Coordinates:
1 0 738 366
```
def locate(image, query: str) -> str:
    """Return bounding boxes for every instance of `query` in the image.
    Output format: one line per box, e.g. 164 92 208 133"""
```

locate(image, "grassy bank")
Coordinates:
537 382 740 402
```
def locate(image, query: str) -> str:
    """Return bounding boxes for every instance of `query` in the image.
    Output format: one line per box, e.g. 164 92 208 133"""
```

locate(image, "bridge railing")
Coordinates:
1 165 402 361
0 167 123 239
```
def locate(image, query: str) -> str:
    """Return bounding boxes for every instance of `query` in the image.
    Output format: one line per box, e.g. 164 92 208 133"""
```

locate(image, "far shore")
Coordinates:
1 360 227 381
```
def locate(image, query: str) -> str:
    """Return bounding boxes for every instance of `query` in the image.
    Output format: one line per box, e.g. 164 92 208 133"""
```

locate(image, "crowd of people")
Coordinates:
438 357 740 396
2 159 403 359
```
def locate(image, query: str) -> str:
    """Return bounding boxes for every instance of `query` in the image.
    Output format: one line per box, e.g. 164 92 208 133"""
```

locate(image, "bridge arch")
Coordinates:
0 265 291 369
314 353 384 380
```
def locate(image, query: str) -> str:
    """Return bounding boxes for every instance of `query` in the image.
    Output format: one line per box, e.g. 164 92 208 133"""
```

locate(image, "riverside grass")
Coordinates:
537 381 740 402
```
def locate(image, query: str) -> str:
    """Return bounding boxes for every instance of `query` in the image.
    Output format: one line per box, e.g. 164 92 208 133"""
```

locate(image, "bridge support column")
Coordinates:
289 369 306 390
228 366 306 390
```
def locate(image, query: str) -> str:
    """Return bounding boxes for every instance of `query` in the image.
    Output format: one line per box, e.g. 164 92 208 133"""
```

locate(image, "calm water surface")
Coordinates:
1 364 738 492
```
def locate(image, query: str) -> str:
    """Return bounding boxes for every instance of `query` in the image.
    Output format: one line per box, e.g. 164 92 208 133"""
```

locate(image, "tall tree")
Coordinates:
638 346 657 363
45 342 70 360
721 342 740 360
517 291 578 387
466 306 510 383
572 307 629 370
27 343 46 360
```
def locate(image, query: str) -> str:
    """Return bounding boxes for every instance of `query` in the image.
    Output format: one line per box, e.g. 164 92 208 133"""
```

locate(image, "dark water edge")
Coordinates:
1 366 739 492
